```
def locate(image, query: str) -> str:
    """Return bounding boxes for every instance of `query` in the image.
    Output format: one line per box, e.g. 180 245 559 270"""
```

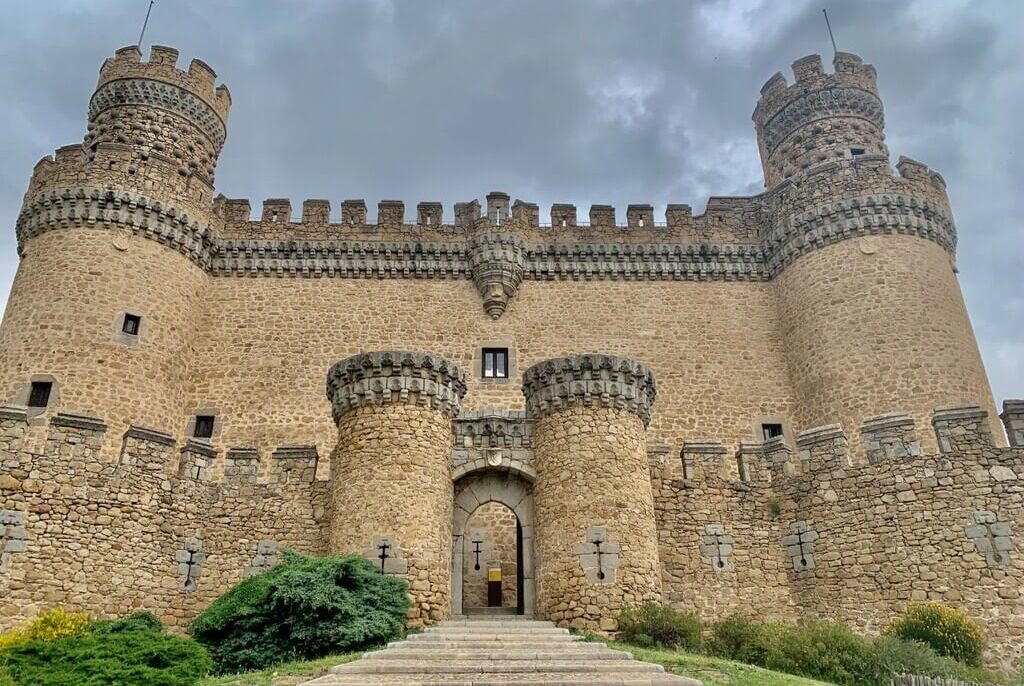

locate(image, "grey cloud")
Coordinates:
0 0 1020 403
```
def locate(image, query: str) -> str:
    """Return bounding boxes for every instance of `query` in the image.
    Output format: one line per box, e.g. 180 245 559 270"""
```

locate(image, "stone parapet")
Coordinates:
1001 400 1024 447
521 354 656 427
932 404 994 453
795 423 851 471
861 413 920 464
325 351 467 423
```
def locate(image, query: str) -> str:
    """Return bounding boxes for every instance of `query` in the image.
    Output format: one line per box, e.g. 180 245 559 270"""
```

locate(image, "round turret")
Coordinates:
755 53 1003 452
753 52 887 188
83 45 231 216
0 46 230 444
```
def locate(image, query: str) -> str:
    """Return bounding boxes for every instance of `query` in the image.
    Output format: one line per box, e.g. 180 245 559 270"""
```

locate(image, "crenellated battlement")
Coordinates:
661 403 1024 491
97 45 231 123
0 406 324 490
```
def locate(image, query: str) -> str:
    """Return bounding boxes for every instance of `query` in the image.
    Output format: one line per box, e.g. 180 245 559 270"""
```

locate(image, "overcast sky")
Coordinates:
0 0 1020 403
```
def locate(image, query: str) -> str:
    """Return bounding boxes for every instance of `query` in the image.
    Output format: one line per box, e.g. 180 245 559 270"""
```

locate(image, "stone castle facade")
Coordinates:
1 44 1023 666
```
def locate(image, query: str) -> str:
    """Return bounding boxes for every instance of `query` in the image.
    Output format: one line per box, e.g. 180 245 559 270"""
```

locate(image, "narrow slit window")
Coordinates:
122 313 141 336
762 423 784 441
194 415 215 439
850 147 866 156
482 348 509 379
28 381 52 408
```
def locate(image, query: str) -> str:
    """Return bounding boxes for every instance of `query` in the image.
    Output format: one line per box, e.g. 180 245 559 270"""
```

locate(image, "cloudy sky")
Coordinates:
0 0 1020 402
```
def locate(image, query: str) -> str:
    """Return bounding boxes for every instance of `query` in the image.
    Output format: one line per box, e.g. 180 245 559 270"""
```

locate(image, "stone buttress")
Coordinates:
522 354 662 631
326 351 467 627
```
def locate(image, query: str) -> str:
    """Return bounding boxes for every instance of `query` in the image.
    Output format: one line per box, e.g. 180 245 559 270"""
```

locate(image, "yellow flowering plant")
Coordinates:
0 607 90 651
885 602 987 666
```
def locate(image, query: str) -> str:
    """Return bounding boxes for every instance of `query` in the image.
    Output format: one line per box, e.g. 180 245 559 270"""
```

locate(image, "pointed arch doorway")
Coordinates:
451 470 535 616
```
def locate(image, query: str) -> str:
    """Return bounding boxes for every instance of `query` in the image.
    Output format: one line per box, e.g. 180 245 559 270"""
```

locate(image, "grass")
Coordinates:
608 642 839 686
197 653 359 686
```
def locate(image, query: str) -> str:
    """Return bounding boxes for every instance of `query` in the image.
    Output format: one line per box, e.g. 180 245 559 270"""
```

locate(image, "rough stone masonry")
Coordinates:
1 44 1023 669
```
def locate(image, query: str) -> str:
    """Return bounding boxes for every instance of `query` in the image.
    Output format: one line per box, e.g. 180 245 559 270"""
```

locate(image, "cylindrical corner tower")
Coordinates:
326 351 467 627
523 354 662 631
754 53 1001 452
0 45 231 436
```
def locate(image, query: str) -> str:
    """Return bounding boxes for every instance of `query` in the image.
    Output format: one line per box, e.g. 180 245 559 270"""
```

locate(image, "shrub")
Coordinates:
886 602 987 666
1 612 212 686
616 603 701 650
704 615 760 660
866 635 1003 685
190 551 410 673
0 607 90 651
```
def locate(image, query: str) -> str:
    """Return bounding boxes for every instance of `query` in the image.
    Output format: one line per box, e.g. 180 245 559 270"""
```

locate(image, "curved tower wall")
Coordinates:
326 351 467 627
755 53 1001 452
0 46 230 435
523 354 662 631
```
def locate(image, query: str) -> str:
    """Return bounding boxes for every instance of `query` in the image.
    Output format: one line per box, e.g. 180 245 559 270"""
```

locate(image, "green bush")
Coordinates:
190 551 410 674
886 602 987 666
704 615 760 660
866 635 1003 685
616 603 701 650
1 612 212 686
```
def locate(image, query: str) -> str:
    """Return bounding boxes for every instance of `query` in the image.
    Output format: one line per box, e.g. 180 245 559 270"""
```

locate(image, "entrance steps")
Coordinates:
302 616 702 685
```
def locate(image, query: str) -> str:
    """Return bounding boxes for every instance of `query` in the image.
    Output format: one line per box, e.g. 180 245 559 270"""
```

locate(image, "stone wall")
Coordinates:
651 405 1024 669
0 407 327 631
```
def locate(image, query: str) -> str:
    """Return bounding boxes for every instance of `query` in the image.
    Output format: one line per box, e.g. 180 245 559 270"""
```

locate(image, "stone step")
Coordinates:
306 673 700 685
335 660 663 674
423 626 570 635
407 634 581 643
439 619 550 627
368 648 630 660
388 640 596 650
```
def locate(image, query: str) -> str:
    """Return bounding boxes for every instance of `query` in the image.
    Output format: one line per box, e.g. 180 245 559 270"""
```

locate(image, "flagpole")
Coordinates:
138 0 155 47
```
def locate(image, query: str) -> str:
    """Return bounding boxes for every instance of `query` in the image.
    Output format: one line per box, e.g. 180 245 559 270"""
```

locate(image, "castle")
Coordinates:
1 44 1023 667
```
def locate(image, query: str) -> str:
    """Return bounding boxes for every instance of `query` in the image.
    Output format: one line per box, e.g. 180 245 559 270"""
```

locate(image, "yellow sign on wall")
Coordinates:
487 567 502 582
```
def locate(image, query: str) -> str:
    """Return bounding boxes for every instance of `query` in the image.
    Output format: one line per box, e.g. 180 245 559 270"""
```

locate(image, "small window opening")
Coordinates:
762 423 784 441
850 147 866 156
560 219 567 227
122 313 141 336
638 218 645 227
425 215 432 225
482 348 509 379
194 415 215 439
28 381 53 408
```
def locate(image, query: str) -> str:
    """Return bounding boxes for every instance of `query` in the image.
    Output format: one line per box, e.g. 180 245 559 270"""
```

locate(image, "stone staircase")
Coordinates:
303 616 702 685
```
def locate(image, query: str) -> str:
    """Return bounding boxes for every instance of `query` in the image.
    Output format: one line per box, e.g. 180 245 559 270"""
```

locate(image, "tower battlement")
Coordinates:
97 45 231 122
753 52 886 188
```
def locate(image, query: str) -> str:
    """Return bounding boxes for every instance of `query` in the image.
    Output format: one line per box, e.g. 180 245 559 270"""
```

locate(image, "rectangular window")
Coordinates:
762 423 784 440
482 348 509 379
28 381 52 408
194 415 215 439
850 147 866 156
122 313 141 336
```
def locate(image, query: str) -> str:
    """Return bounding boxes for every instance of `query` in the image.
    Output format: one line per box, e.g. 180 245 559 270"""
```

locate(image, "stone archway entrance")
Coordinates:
451 471 535 616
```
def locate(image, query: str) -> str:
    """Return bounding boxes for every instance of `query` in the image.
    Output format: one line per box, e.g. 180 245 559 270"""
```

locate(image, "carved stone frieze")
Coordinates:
17 187 957 284
521 354 656 427
89 78 227 150
761 86 884 153
326 351 468 422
